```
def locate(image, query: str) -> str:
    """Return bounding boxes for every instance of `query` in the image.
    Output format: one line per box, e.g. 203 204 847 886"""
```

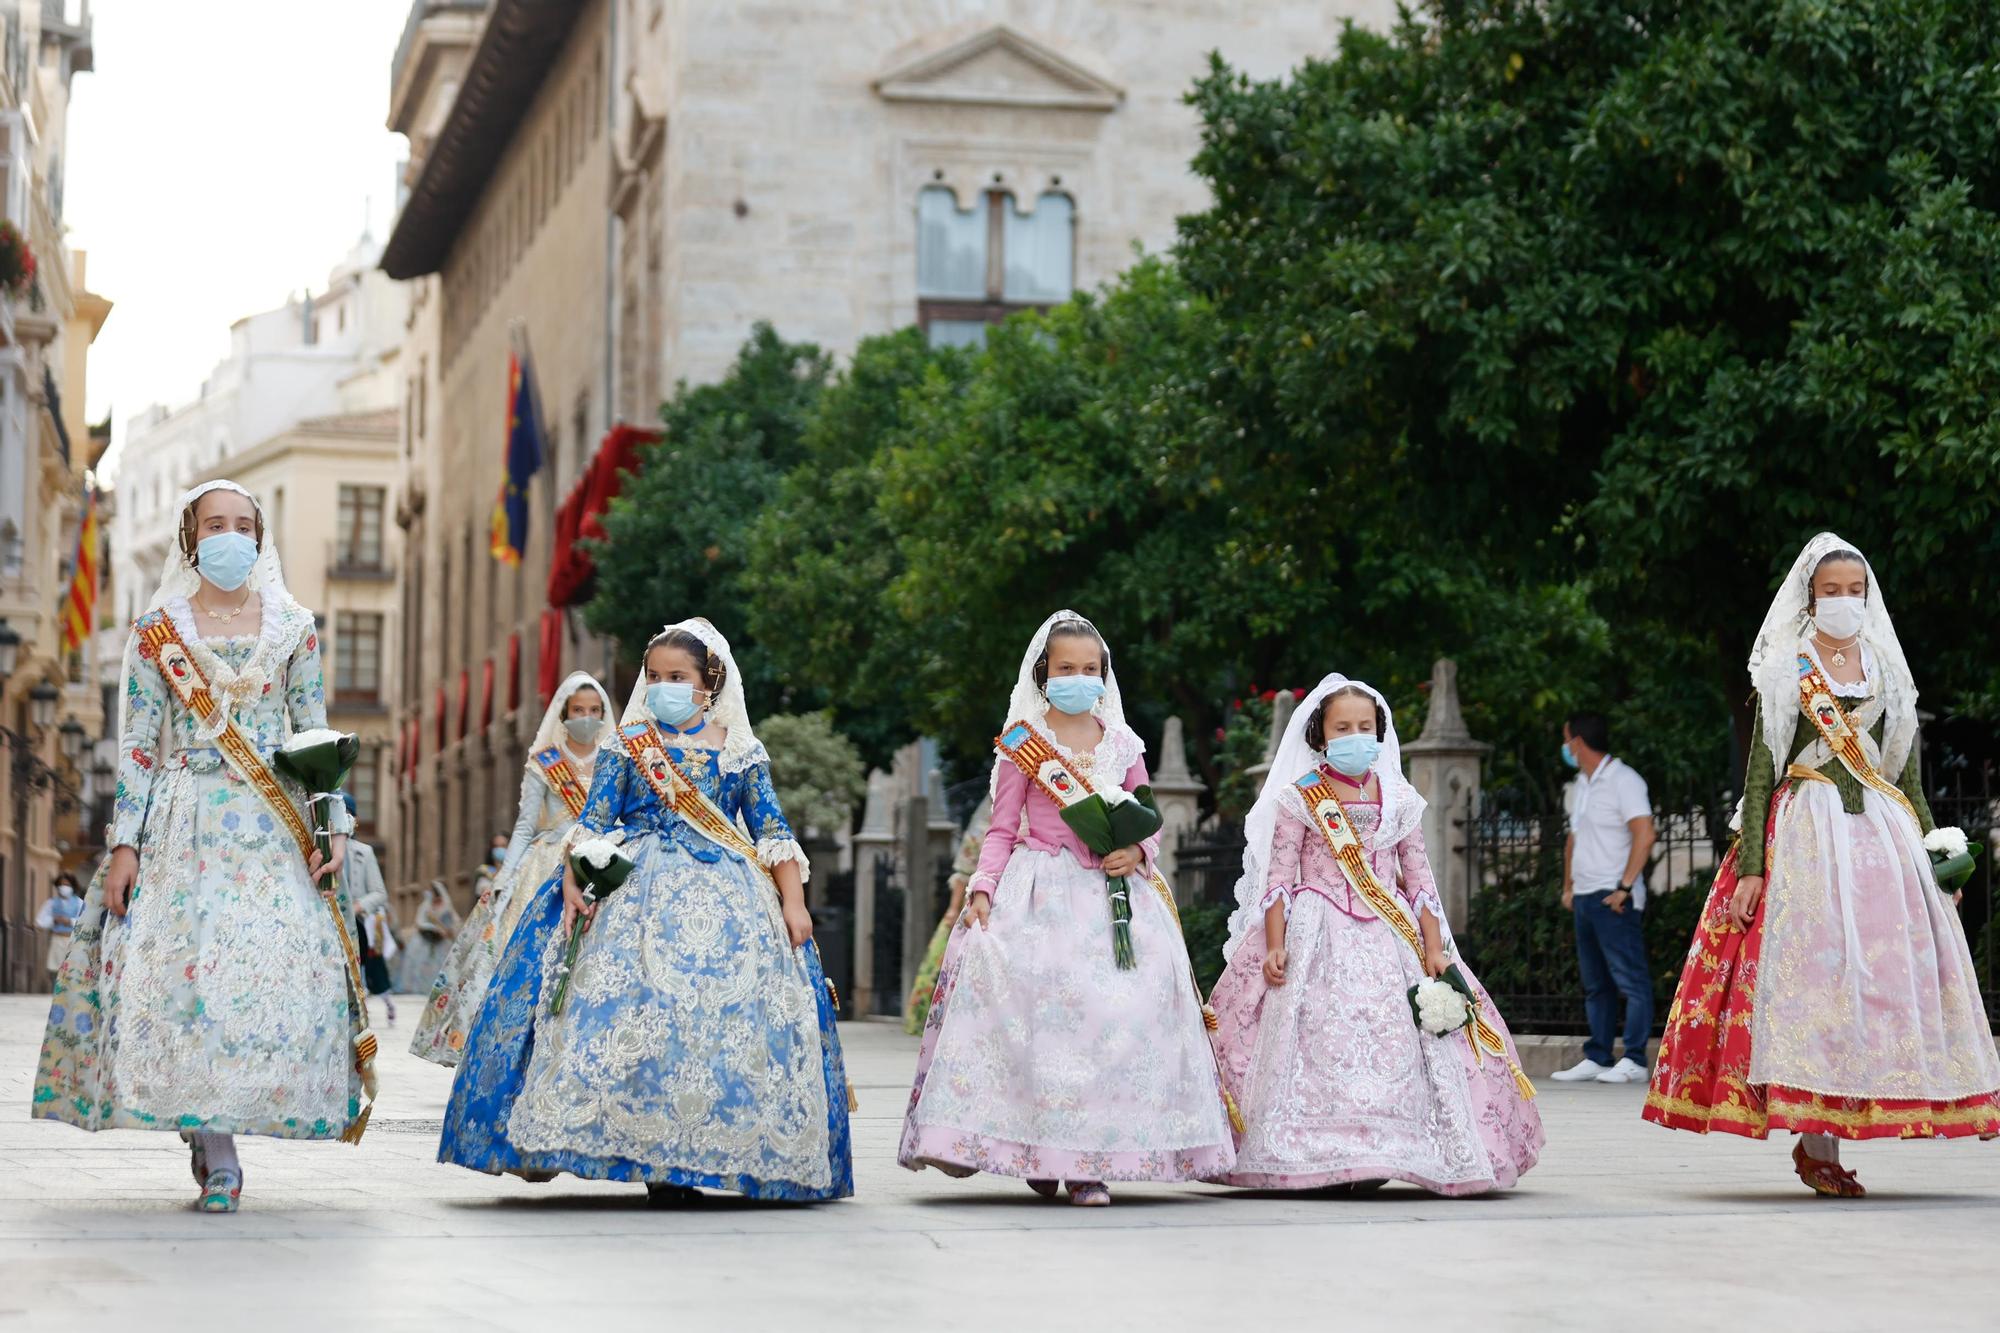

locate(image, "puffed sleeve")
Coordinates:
736 760 809 882
283 625 353 835
1261 807 1307 914
109 631 164 851
969 757 1025 898
497 765 542 875
1738 699 1776 877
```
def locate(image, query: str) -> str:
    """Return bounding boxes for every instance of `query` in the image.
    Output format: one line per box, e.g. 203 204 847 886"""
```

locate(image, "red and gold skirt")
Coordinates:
1643 784 2000 1141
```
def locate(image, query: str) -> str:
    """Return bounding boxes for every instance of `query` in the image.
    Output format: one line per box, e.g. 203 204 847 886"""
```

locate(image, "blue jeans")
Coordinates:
1573 894 1652 1067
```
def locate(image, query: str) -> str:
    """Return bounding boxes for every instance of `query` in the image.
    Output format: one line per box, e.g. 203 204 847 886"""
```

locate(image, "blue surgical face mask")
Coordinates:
646 680 700 727
1044 674 1106 715
195 532 258 592
1323 733 1381 777
1560 741 1580 770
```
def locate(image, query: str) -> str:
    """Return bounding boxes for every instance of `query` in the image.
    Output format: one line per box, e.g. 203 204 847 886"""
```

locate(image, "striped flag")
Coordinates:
489 327 546 565
60 484 99 652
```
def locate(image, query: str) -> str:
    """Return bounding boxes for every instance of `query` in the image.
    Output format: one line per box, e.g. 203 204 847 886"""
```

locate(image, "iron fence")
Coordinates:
1174 822 1246 906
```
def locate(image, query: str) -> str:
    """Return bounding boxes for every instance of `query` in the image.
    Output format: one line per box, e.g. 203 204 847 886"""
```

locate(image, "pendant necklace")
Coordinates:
198 588 253 624
1819 632 1860 670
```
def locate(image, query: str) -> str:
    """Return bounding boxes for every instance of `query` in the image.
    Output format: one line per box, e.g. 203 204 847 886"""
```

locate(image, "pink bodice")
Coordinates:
1264 798 1445 925
970 724 1160 896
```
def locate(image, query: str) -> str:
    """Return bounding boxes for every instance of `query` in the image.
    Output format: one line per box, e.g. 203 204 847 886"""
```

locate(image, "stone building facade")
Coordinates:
378 0 1389 916
0 1 107 993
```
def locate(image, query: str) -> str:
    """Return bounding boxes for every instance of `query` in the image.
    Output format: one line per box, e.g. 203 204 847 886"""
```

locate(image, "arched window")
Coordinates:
916 185 1075 348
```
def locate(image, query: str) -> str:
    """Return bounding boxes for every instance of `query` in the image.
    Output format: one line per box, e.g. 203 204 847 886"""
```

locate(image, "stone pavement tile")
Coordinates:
0 1000 1996 1331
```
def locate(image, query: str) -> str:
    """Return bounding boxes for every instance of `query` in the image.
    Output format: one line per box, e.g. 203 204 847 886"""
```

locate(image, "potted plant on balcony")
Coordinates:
0 221 36 300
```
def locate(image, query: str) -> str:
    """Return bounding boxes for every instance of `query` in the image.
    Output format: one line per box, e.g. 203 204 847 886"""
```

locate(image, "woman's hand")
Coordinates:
1262 946 1288 988
1424 945 1451 979
960 890 992 931
560 869 592 935
782 900 814 948
1728 874 1766 930
307 833 347 888
103 846 139 917
1101 846 1143 878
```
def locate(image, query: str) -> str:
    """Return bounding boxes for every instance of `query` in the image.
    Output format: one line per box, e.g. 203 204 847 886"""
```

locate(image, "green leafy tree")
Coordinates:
584 326 832 718
757 711 868 838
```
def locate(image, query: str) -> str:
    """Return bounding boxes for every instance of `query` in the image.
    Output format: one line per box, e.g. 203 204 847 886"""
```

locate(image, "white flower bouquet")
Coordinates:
549 838 636 1015
1924 826 1980 892
1407 965 1478 1037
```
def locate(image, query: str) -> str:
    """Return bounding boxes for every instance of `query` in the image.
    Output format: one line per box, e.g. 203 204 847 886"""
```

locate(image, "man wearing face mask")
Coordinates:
1552 712 1657 1085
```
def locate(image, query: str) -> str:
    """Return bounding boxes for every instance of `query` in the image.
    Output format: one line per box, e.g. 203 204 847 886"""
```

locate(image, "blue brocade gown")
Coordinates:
437 734 853 1200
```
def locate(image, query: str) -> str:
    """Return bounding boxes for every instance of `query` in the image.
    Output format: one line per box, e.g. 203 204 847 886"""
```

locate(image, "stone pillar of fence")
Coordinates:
1402 658 1490 933
1246 690 1298 789
1150 716 1207 897
848 767 896 1018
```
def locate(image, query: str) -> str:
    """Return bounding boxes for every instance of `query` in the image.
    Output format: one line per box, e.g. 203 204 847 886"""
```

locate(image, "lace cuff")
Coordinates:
1258 883 1294 917
756 836 811 885
967 871 1000 899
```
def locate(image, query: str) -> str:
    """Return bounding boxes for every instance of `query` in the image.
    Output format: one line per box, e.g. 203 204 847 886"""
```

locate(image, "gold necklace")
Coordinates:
197 588 253 624
1816 631 1860 670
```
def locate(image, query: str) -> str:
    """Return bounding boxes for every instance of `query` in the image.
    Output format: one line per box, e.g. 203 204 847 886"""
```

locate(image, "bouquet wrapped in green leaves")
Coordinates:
1925 826 1982 892
1057 785 1163 969
274 728 360 893
1408 964 1478 1036
550 837 636 1015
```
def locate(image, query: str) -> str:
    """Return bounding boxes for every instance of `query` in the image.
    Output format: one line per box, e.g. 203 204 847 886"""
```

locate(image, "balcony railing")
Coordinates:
325 540 395 582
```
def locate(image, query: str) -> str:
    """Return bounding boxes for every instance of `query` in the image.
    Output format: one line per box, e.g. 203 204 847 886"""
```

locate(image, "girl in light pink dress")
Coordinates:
1208 674 1542 1195
898 611 1235 1206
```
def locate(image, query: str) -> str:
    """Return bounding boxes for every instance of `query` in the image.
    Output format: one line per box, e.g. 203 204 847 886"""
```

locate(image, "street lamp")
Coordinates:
0 619 17 680
28 682 57 731
58 717 85 765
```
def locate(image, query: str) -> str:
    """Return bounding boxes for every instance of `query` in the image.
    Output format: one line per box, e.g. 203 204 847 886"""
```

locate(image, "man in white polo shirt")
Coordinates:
1552 712 1657 1085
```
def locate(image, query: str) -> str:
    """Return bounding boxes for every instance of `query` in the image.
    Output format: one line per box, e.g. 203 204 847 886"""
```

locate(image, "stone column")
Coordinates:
899 787 933 1009
1149 716 1207 894
1245 691 1297 789
1401 659 1490 933
848 767 896 1017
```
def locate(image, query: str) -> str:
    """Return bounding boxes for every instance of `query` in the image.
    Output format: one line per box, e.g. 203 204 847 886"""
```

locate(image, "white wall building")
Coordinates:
110 234 407 626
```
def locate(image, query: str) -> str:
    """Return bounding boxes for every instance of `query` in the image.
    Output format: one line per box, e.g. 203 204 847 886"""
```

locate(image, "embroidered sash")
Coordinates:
134 609 378 1141
994 721 1181 914
533 745 592 819
1294 768 1535 1100
996 720 1244 1133
615 721 855 1111
1794 654 1921 825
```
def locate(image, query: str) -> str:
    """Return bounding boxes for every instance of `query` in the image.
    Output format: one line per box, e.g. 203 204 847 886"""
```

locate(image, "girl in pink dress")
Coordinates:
898 611 1235 1205
1208 674 1542 1195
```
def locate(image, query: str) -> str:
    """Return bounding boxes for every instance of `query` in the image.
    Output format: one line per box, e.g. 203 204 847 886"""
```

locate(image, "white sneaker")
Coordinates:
1594 1058 1649 1084
1549 1058 1609 1082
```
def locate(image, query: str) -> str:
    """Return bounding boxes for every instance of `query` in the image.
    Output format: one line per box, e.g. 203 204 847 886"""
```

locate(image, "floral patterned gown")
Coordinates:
1207 791 1543 1193
34 598 360 1139
437 733 853 1200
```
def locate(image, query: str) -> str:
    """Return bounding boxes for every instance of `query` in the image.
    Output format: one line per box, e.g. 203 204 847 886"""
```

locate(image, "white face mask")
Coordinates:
1815 595 1865 641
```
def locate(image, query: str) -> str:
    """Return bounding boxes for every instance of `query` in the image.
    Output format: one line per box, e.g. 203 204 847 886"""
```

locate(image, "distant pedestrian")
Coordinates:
34 872 84 976
1551 711 1656 1085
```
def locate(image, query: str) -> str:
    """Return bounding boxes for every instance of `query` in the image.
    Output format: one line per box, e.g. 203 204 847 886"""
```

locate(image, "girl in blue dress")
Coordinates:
438 618 852 1203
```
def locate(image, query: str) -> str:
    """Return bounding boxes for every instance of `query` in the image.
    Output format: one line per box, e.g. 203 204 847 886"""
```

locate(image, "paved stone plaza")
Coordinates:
0 996 1992 1331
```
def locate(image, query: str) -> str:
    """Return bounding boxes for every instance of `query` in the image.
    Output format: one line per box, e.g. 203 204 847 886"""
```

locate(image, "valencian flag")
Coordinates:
489 328 546 564
60 483 99 652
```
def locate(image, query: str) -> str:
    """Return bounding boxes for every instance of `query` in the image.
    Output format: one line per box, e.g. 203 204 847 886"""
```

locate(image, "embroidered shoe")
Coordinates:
198 1167 242 1214
1065 1180 1111 1207
1792 1140 1865 1198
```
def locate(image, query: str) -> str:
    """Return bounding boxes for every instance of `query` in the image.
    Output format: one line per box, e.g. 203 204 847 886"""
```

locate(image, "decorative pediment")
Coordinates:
874 24 1123 112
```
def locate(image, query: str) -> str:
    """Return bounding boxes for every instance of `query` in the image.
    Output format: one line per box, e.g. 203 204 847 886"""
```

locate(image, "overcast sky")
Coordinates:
65 0 414 473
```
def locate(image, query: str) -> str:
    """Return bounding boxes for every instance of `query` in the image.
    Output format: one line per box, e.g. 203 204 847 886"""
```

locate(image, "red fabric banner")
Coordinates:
507 632 522 711
479 656 495 731
538 609 563 706
456 667 470 741
434 685 446 752
546 424 659 608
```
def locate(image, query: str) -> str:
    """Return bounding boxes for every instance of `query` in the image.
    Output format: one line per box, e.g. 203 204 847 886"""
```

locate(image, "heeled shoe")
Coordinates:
198 1167 242 1214
646 1183 703 1208
1026 1179 1060 1199
1792 1139 1865 1198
